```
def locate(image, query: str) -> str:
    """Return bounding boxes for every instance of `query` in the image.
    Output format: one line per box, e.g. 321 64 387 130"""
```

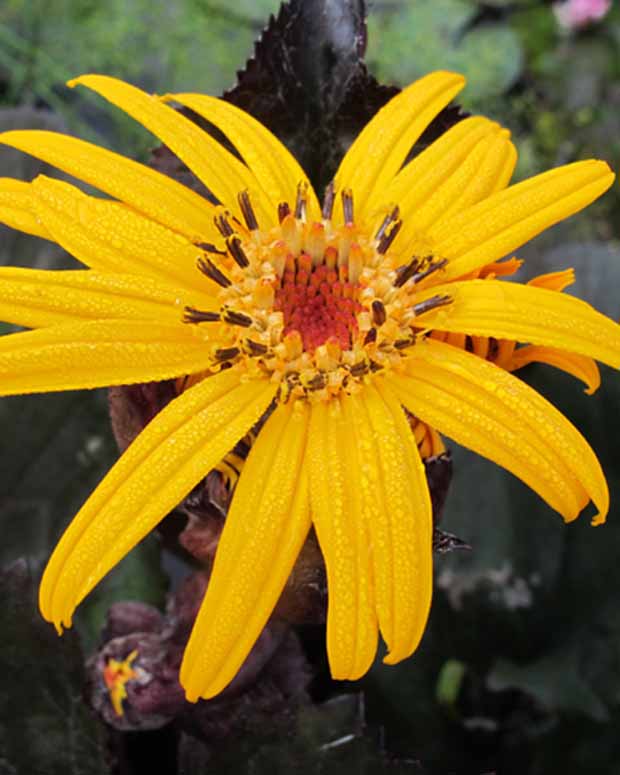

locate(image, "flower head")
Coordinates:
0 71 617 701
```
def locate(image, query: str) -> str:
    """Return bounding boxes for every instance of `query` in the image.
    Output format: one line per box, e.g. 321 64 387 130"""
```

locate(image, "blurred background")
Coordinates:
1 1 620 773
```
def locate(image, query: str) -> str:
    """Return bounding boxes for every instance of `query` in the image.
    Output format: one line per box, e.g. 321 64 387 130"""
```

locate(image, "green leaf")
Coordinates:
366 0 523 103
0 559 110 775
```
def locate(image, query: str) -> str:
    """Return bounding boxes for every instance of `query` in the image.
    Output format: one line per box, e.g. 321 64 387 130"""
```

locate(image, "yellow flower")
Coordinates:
0 71 617 702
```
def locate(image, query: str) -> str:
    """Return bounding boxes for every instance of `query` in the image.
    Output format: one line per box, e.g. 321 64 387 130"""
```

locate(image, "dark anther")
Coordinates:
197 257 232 288
322 181 335 220
364 327 378 345
371 300 387 327
377 220 402 254
214 347 241 362
245 339 268 356
394 257 422 288
413 295 452 317
369 360 384 372
487 337 500 361
226 236 249 268
375 206 400 241
306 373 327 390
222 309 253 328
394 256 447 288
238 190 259 230
341 188 354 225
183 306 220 323
412 258 448 285
394 336 415 350
349 361 369 377
214 213 235 238
196 241 227 255
294 182 308 220
278 202 291 223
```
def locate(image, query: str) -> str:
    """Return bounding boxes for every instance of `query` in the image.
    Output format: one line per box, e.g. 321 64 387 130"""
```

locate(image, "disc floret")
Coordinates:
186 185 450 402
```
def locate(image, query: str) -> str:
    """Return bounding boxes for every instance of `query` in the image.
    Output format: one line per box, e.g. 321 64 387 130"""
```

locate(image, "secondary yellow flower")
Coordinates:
0 71 617 702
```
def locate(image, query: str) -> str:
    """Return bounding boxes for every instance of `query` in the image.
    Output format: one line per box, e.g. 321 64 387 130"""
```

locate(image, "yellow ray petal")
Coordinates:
0 178 51 240
0 131 218 242
509 345 601 395
306 397 378 681
162 92 319 220
396 127 515 252
389 338 608 524
31 176 218 300
40 369 277 632
357 380 433 665
335 71 465 220
347 383 433 665
414 279 620 368
68 74 273 225
0 267 195 329
431 160 615 281
0 318 215 395
383 117 495 210
181 401 311 701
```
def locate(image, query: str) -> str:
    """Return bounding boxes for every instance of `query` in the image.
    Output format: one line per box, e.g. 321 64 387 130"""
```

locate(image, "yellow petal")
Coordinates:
0 318 215 395
162 92 319 219
396 126 515 253
359 381 433 664
414 279 620 368
335 71 465 220
0 178 51 240
68 75 273 225
40 369 277 632
0 267 192 329
306 397 378 680
431 160 615 281
388 338 608 524
181 400 311 701
31 176 217 300
0 131 217 242
509 345 601 395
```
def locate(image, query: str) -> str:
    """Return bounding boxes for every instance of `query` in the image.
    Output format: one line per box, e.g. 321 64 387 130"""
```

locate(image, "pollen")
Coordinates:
185 187 451 401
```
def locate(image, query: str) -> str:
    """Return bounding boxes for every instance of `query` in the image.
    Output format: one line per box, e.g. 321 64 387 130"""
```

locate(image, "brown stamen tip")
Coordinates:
183 306 220 323
196 241 227 255
245 339 268 356
412 258 448 285
394 336 415 350
278 202 291 224
295 182 308 221
197 257 232 288
371 300 387 327
394 256 423 288
377 219 402 254
364 327 378 345
214 346 241 362
413 294 452 316
341 188 354 225
223 309 253 328
238 190 259 231
375 206 400 241
226 235 249 268
369 360 384 372
306 373 327 391
349 361 369 377
322 181 335 220
214 213 235 238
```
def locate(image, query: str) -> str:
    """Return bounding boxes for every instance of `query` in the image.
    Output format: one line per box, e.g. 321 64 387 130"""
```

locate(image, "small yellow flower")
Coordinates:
103 649 138 717
0 71 617 702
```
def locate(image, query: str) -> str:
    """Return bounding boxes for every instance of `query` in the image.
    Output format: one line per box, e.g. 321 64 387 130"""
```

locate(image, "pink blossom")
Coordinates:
553 0 612 30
